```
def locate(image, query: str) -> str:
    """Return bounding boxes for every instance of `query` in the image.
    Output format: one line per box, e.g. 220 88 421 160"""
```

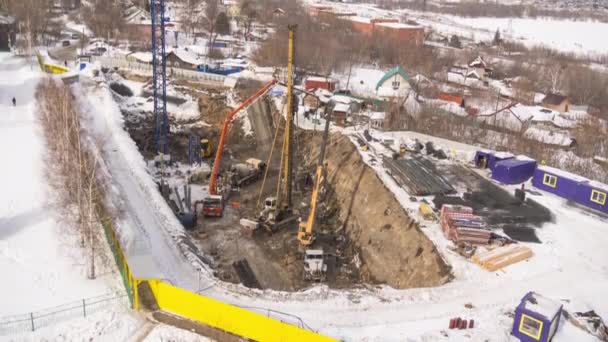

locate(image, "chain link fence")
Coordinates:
0 293 128 336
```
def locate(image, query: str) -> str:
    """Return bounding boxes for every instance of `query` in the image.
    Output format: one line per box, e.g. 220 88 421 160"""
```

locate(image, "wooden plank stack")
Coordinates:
472 245 533 271
440 205 492 245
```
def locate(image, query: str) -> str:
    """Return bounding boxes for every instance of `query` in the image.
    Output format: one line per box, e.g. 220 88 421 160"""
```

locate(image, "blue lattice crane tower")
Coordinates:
150 0 169 155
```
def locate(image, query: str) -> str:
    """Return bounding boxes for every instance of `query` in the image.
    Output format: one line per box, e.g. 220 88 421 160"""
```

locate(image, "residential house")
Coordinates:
273 8 286 17
332 103 351 126
541 93 570 113
166 48 202 70
376 66 412 98
447 65 485 88
468 56 493 80
369 112 386 130
0 12 15 51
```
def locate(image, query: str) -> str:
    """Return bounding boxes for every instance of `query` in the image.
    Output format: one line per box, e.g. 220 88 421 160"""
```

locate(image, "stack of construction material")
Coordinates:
440 205 491 245
472 244 533 271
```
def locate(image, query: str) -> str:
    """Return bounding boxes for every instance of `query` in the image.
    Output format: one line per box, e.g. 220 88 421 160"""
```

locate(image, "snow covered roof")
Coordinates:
331 94 360 104
168 48 202 66
523 127 573 147
376 22 421 29
509 104 558 122
349 16 371 24
468 56 491 70
522 292 562 320
333 103 351 113
369 112 386 120
129 52 153 63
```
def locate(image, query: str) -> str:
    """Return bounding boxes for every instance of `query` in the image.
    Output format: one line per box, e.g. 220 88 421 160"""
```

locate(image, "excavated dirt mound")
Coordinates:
311 133 452 289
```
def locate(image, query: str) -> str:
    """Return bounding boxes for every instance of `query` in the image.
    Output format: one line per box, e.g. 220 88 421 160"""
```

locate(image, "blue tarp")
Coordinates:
197 64 243 75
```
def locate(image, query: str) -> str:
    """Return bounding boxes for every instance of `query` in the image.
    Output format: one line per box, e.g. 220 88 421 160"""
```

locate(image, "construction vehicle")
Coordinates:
229 158 266 187
201 138 213 158
201 195 224 217
208 80 277 196
303 249 327 282
298 101 332 247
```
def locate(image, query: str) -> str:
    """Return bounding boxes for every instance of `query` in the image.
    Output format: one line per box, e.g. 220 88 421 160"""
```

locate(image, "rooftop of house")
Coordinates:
542 93 569 106
333 102 351 113
376 66 411 90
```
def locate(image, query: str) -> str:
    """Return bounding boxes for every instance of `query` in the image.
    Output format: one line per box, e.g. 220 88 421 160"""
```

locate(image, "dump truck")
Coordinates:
229 158 266 187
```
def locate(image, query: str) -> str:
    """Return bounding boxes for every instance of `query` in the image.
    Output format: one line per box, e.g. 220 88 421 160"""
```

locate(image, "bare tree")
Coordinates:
205 0 219 54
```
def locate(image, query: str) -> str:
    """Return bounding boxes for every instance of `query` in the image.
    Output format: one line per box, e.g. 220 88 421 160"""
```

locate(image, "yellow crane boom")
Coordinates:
298 105 332 247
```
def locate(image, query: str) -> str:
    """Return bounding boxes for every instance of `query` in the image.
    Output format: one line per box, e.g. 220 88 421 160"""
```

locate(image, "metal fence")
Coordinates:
0 293 128 336
96 57 227 85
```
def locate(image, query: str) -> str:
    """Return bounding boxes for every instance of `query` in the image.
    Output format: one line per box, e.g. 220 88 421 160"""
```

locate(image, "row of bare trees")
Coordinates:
36 79 111 280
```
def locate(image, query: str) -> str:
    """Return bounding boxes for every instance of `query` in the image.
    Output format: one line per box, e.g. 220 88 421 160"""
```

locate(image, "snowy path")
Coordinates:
0 54 116 317
76 79 608 341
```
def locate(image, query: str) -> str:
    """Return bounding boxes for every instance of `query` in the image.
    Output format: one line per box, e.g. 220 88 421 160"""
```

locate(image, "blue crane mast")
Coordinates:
150 0 169 155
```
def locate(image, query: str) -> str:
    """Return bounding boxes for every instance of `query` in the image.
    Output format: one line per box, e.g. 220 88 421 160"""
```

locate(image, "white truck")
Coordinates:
303 249 327 282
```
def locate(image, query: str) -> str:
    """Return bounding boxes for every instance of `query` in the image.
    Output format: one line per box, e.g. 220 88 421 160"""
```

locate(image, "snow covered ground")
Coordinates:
0 54 122 317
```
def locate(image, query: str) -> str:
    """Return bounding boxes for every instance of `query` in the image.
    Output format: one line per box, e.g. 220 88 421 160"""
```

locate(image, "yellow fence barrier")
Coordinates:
146 279 338 342
36 52 69 75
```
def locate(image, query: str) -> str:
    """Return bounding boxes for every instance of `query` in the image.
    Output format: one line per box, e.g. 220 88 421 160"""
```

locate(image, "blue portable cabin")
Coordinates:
532 165 608 214
492 157 537 185
512 292 563 342
474 150 514 170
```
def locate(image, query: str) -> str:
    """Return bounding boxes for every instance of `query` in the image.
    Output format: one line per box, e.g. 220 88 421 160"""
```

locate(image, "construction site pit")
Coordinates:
112 73 452 292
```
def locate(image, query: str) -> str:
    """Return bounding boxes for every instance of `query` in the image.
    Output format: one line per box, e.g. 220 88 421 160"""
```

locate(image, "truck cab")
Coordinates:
202 195 224 217
303 249 327 281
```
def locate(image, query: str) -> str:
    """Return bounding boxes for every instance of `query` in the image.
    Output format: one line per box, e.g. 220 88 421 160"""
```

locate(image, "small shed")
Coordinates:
532 165 608 214
512 292 562 342
332 103 350 127
305 77 337 91
492 157 537 185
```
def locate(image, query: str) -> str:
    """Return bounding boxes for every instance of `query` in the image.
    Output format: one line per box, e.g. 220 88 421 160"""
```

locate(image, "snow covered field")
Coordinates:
426 15 608 55
307 0 608 56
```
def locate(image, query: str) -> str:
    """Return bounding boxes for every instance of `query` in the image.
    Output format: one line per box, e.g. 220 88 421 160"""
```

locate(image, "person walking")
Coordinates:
12 97 16 106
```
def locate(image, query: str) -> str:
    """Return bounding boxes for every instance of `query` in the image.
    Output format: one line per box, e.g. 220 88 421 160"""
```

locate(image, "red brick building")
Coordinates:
346 16 425 46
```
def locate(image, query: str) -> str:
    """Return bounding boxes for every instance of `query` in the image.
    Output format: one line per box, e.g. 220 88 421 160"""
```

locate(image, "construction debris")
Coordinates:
472 244 533 272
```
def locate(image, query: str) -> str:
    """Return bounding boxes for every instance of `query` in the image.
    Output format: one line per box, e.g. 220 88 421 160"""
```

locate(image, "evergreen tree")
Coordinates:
449 35 462 49
215 12 230 36
493 29 501 46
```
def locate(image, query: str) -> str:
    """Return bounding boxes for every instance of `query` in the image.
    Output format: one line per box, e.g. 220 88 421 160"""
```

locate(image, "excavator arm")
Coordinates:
208 79 277 195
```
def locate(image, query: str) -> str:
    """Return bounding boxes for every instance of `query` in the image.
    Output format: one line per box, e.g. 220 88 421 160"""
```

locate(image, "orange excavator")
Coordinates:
202 80 276 216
